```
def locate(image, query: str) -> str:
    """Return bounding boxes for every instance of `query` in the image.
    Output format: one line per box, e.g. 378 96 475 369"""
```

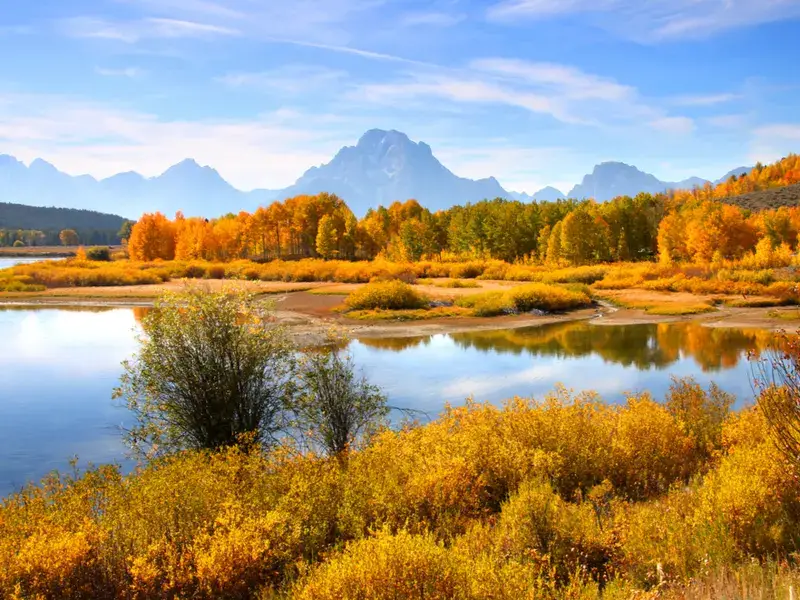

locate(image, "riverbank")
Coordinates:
1 280 797 345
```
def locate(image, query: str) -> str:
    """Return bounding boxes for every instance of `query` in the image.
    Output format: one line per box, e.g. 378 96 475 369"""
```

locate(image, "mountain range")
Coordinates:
0 129 752 219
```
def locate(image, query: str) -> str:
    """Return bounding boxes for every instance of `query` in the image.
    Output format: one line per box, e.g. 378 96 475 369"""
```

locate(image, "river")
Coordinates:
0 306 772 496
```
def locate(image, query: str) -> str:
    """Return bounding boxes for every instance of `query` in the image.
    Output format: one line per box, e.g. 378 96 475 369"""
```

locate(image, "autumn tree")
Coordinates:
316 214 337 259
128 212 176 261
58 229 79 246
546 221 563 264
560 210 597 265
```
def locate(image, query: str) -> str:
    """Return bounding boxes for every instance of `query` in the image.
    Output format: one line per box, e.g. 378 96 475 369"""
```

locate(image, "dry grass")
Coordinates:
596 289 718 316
344 306 473 321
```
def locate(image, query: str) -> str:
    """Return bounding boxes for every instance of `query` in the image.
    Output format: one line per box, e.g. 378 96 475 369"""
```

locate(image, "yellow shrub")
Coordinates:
293 530 467 600
344 280 428 310
610 395 697 499
192 505 300 598
456 283 591 315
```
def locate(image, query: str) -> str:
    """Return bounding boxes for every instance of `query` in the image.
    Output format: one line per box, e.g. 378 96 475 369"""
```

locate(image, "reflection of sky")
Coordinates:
0 309 139 495
349 332 758 418
0 308 761 496
0 257 55 269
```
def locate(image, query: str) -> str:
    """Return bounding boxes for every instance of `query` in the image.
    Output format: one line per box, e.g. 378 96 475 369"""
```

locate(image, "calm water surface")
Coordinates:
0 307 771 495
0 257 54 269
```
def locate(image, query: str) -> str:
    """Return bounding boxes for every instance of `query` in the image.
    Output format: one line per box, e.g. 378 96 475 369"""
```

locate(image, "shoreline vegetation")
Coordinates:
2 256 800 341
3 350 800 598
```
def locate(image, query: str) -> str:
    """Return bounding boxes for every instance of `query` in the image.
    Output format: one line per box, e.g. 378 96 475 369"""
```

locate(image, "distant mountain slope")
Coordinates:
716 167 753 184
567 162 714 201
510 186 566 202
0 132 758 217
0 155 270 219
275 129 510 215
721 183 800 211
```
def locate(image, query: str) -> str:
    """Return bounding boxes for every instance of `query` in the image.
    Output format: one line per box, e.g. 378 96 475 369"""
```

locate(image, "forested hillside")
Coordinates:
0 202 128 246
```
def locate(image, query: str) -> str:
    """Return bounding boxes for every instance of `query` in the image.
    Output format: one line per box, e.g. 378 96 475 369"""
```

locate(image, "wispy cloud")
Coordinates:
263 37 430 65
400 12 466 27
100 0 388 46
0 92 356 189
748 124 800 166
707 114 747 129
219 65 346 94
486 0 800 41
61 16 240 42
96 67 147 78
354 74 574 122
649 116 696 135
671 93 740 107
117 0 247 20
353 58 692 134
434 144 577 194
755 124 800 140
471 58 633 101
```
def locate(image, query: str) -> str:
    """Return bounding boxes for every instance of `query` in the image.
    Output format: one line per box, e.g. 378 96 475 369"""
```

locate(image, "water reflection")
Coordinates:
0 308 138 495
447 322 774 372
352 321 771 415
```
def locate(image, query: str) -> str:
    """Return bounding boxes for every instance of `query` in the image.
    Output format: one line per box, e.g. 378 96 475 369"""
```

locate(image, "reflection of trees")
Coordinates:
0 305 115 314
132 307 149 324
442 322 775 373
357 336 431 351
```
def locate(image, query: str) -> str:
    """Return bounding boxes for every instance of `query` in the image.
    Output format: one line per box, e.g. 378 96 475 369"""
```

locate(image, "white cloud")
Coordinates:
434 145 577 194
353 58 692 134
707 114 747 129
219 65 346 94
471 58 633 101
117 0 247 20
649 116 696 135
486 0 800 41
0 93 354 190
754 124 800 140
401 12 466 27
262 38 428 65
748 123 800 166
61 16 240 42
671 93 740 107
355 74 572 121
104 0 386 45
96 67 147 78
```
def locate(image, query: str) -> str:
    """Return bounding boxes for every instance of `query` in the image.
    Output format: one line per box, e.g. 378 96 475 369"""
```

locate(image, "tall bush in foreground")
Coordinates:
294 340 389 456
114 285 295 459
752 331 800 469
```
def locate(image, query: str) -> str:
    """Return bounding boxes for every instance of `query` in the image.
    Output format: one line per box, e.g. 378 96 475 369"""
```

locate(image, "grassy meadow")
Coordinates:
2 255 800 322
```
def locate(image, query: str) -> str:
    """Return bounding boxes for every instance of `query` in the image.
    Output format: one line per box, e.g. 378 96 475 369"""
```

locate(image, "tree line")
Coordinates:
126 154 800 266
0 202 129 247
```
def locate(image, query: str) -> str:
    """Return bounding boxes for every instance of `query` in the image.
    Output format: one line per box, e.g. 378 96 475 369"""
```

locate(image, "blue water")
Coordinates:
0 308 765 496
0 257 54 269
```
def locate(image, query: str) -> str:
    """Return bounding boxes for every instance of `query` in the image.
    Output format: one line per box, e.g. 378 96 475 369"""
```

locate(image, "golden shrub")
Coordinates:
344 280 428 310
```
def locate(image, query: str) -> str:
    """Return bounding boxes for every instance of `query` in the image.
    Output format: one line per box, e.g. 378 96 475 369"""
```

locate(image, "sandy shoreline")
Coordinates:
2 289 797 346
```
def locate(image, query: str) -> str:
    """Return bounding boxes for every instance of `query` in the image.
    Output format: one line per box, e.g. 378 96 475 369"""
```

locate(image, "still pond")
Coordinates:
0 305 774 495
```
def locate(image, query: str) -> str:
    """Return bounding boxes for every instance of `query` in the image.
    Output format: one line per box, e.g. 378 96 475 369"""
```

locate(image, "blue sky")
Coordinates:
1 0 799 194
